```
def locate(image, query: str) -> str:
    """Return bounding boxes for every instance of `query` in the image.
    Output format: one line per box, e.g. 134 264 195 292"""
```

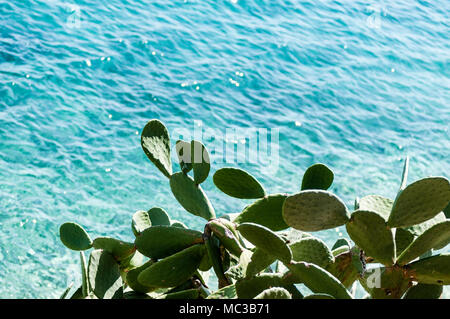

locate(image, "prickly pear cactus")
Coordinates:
57 120 450 300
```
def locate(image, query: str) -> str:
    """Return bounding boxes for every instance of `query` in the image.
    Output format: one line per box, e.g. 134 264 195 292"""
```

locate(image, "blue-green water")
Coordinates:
0 1 449 298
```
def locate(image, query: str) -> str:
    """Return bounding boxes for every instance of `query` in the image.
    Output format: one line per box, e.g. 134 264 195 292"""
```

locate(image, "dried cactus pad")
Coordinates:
141 119 172 178
254 287 292 299
88 249 123 299
131 210 152 236
59 222 92 251
213 167 265 199
237 222 292 263
406 254 450 285
346 210 395 266
397 221 450 265
388 177 450 228
301 163 334 191
170 172 215 220
285 262 352 299
135 226 203 259
358 195 393 221
234 194 288 231
137 244 205 288
289 237 334 268
92 237 136 261
282 190 350 231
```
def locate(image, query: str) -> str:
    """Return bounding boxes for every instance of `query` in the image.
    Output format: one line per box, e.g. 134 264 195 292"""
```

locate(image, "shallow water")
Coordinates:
0 0 449 298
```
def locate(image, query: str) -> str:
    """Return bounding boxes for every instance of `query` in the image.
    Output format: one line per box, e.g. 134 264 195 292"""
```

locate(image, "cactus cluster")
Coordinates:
58 120 450 299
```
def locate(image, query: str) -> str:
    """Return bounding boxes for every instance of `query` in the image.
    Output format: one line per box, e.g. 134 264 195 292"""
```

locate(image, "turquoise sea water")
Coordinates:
0 1 449 298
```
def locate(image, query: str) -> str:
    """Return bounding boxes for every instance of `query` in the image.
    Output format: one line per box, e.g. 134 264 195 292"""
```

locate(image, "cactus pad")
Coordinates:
301 163 334 191
175 140 193 173
331 238 351 251
403 283 443 299
237 222 292 263
285 261 352 299
359 266 410 299
397 221 450 265
235 273 302 299
254 287 292 299
208 219 243 257
92 237 136 261
207 284 237 299
346 210 395 266
304 293 335 299
326 250 361 288
170 172 215 220
171 220 188 228
147 207 171 226
59 222 92 251
289 237 334 268
141 119 172 178
131 210 152 236
135 226 204 259
358 195 393 221
406 254 450 285
246 248 276 278
282 190 350 231
234 194 288 231
388 177 450 228
88 249 123 299
191 140 210 184
138 244 206 288
213 167 265 199
126 260 156 293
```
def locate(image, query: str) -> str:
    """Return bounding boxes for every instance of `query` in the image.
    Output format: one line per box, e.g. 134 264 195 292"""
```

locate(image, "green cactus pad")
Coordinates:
395 228 415 256
135 226 203 259
175 140 193 173
147 207 171 226
80 252 89 297
208 219 243 256
282 190 350 231
406 254 450 285
404 212 446 237
301 163 334 191
303 293 335 299
141 119 172 178
225 249 253 281
289 237 334 268
235 273 303 299
159 288 202 299
403 283 443 299
213 167 265 199
284 261 352 299
237 222 292 263
234 194 288 231
359 266 410 299
444 202 450 219
88 249 123 299
326 250 361 288
92 237 136 261
206 284 237 299
397 221 450 265
388 177 450 228
191 140 210 184
331 238 351 251
138 244 205 288
346 210 395 266
358 195 393 221
126 260 156 293
171 220 188 228
59 283 73 299
198 252 212 271
254 287 292 299
170 172 215 220
59 222 93 251
131 210 152 236
246 248 276 278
